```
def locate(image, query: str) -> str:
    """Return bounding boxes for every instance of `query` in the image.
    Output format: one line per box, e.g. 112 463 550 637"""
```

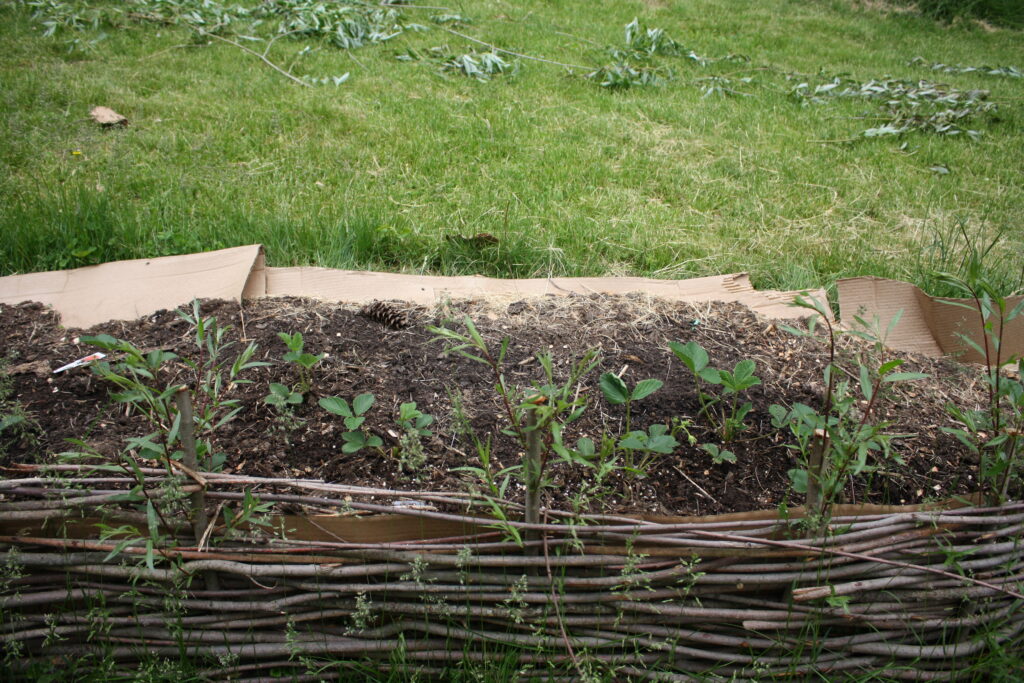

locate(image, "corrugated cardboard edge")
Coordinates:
838 276 1023 363
5 246 1017 361
0 245 264 329
261 267 826 320
0 244 826 327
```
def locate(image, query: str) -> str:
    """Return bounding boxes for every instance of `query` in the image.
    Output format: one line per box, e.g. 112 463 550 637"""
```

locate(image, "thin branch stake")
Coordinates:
807 429 825 514
523 398 546 554
175 387 219 590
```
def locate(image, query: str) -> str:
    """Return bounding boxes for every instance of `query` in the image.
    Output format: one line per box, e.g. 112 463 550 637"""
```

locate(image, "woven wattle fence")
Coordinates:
2 464 1023 681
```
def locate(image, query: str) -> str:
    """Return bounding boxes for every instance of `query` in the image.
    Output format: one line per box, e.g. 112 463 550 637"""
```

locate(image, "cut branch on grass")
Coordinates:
201 31 312 87
437 26 591 72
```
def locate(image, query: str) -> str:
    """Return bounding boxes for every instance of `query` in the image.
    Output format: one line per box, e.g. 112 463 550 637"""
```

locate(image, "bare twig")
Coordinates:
144 43 204 60
542 510 584 677
201 32 312 87
686 528 1024 601
672 465 717 503
261 29 304 60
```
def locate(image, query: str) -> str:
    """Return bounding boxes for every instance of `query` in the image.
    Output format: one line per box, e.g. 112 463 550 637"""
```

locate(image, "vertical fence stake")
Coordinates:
174 386 219 589
524 408 542 555
807 428 826 522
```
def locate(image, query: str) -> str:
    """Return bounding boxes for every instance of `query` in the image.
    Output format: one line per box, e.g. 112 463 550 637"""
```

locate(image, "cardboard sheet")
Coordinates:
5 246 1016 363
261 267 820 320
0 499 971 552
1 244 825 328
0 245 263 329
838 277 1023 364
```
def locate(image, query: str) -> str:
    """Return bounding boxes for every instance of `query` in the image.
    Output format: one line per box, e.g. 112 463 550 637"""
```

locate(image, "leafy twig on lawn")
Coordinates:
378 2 454 10
438 26 591 71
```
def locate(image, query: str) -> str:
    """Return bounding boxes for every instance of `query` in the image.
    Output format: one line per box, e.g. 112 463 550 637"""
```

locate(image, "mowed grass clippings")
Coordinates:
0 0 1021 294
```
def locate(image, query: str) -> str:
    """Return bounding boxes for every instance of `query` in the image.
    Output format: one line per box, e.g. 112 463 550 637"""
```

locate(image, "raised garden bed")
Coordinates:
0 296 993 514
1 294 1022 679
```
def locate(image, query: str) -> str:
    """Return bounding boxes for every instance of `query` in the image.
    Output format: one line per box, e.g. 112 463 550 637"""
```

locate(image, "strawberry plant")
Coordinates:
319 393 382 454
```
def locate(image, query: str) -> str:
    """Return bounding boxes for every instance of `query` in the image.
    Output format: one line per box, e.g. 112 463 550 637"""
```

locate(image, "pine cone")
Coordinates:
360 301 409 329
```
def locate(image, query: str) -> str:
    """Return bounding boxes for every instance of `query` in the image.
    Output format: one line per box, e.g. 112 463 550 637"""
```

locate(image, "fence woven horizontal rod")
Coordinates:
1 468 1021 679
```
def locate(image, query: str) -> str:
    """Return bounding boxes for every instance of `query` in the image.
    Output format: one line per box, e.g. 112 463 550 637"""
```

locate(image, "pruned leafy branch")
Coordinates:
791 75 998 139
16 0 408 85
11 2 1013 141
587 17 746 90
397 46 516 81
21 0 409 44
910 56 1022 79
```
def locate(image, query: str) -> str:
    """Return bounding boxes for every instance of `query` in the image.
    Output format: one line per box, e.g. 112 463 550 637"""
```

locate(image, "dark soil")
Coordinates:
0 295 994 516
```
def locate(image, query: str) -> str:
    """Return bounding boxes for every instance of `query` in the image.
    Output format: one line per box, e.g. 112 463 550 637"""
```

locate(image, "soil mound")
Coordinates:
1 295 988 516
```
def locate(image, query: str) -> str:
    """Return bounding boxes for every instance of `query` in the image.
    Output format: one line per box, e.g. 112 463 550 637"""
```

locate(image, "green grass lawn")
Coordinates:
1 0 1021 296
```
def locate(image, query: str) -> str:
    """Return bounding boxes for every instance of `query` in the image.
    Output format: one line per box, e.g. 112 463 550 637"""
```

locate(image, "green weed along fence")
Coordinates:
2 466 1023 680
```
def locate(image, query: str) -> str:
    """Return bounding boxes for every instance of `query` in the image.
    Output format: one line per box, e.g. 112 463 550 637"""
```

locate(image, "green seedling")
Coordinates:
551 428 598 469
71 301 274 574
452 435 523 546
431 316 604 538
319 393 382 453
519 351 600 529
398 401 434 438
619 425 677 453
550 423 636 495
393 401 435 473
277 331 323 397
618 423 679 475
83 301 264 472
0 361 36 455
265 382 303 408
0 415 25 433
222 488 275 539
669 340 761 442
599 372 663 433
774 293 929 514
714 358 762 441
82 334 180 427
670 340 720 425
931 234 1024 503
579 435 625 492
701 442 736 465
670 417 698 445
